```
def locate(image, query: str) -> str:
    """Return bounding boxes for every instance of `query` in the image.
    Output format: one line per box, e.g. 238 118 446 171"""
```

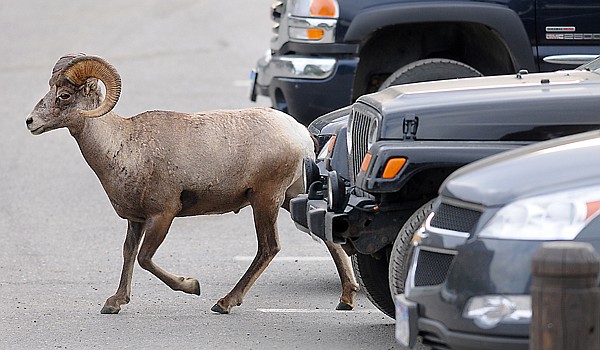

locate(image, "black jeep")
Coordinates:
290 57 600 319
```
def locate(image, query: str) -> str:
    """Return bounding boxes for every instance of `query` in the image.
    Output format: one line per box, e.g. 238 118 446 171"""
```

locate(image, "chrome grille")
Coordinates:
414 249 455 287
430 203 482 233
349 105 378 184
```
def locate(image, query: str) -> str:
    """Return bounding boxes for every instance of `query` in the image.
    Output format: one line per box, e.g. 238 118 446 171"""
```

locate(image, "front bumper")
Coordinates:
395 294 528 350
400 236 542 349
251 50 358 125
396 298 529 350
290 191 414 254
401 286 529 350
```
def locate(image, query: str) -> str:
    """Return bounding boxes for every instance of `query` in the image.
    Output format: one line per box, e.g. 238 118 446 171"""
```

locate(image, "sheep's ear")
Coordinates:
81 78 98 97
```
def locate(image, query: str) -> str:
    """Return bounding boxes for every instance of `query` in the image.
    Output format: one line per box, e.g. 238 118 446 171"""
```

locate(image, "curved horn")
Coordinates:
62 55 122 118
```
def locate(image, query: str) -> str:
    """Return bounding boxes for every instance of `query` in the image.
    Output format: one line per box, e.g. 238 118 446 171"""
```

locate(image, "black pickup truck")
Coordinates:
290 57 600 320
251 0 600 125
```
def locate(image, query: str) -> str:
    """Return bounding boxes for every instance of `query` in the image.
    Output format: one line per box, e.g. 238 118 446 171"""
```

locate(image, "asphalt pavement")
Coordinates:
0 1 401 349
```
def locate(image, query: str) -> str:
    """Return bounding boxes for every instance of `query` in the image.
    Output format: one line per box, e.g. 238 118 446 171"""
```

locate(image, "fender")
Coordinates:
357 140 530 193
344 2 535 72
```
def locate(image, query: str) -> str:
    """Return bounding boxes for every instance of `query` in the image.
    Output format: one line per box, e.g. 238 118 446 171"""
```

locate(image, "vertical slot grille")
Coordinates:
349 106 377 184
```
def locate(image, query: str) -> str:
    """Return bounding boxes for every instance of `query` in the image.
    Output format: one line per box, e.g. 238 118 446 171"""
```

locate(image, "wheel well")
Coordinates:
353 22 516 99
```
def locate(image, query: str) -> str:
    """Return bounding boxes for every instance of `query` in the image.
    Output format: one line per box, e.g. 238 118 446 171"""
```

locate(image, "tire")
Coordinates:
388 199 435 298
388 200 435 349
352 200 436 319
352 251 395 318
378 58 482 91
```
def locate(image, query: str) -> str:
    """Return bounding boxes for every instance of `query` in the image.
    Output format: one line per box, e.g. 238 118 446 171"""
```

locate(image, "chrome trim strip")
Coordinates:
425 212 470 238
288 16 337 43
418 245 459 256
405 246 457 291
406 245 420 291
543 54 599 65
440 197 486 212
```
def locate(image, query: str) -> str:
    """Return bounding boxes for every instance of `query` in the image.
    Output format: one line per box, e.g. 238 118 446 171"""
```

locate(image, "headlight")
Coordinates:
464 295 531 329
347 114 379 157
479 185 600 240
287 0 338 42
317 134 336 160
367 117 379 151
346 114 354 156
288 0 338 18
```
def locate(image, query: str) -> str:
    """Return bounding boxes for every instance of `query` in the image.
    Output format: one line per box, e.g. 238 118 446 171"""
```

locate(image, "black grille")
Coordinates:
349 105 379 184
413 249 455 287
430 203 482 233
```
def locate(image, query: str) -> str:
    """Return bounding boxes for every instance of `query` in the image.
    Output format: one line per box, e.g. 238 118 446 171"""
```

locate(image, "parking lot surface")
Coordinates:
0 1 400 349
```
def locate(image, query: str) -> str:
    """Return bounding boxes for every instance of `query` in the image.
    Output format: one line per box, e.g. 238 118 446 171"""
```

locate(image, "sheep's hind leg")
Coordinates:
211 192 281 314
101 220 145 314
137 213 201 297
324 241 359 310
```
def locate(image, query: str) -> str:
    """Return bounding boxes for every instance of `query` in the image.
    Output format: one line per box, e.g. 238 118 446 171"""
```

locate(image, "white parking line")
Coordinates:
233 256 331 262
257 308 376 313
232 80 250 87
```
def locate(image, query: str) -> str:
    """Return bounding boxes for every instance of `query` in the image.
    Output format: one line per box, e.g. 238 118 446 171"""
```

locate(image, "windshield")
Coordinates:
578 56 600 72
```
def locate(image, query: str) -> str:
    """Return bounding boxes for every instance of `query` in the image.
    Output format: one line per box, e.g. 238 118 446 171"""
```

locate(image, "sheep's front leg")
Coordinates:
324 241 359 310
211 195 281 314
136 213 201 296
101 220 145 314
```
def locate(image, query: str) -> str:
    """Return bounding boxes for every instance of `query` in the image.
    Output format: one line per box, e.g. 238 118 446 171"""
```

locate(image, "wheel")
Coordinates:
388 199 435 298
378 58 482 91
352 251 395 318
388 200 436 349
352 200 436 319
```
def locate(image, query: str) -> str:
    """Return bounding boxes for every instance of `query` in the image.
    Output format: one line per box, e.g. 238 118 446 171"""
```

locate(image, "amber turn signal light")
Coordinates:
382 158 407 179
586 200 600 220
360 153 372 172
327 135 337 154
307 28 324 40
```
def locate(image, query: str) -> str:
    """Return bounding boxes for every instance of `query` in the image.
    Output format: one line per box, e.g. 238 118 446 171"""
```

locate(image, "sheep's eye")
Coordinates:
58 93 71 100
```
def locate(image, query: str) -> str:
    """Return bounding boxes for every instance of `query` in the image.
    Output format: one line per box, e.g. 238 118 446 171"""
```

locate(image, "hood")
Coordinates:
369 69 598 103
441 130 600 207
358 69 600 141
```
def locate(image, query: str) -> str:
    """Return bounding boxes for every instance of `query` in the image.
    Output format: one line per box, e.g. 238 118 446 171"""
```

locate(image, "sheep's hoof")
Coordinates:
335 302 354 311
100 305 121 314
210 303 230 314
191 279 201 296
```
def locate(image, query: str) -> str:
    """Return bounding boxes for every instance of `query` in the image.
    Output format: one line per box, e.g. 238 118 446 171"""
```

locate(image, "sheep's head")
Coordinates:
26 54 122 135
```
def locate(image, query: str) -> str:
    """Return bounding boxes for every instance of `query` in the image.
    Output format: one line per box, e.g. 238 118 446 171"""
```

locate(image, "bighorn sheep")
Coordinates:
26 53 358 314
